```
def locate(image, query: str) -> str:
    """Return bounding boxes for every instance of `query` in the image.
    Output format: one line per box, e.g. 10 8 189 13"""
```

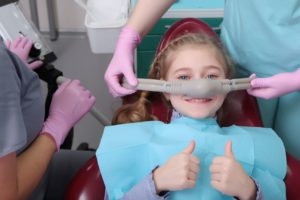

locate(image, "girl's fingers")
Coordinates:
189 162 200 173
211 173 222 182
190 155 200 164
187 171 197 181
211 179 222 191
209 164 222 173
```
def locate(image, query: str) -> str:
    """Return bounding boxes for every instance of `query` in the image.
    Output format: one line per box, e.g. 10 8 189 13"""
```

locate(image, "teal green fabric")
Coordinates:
221 0 300 159
96 117 286 200
274 92 300 158
221 0 300 77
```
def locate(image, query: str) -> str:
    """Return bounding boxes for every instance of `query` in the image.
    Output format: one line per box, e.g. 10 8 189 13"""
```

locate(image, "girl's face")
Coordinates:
164 44 227 119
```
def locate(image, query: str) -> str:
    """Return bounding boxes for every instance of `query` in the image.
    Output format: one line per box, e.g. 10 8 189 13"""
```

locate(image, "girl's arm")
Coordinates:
114 173 168 200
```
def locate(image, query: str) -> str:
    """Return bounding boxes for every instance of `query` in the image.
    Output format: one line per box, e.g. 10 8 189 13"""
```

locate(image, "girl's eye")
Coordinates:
177 75 190 80
206 74 218 79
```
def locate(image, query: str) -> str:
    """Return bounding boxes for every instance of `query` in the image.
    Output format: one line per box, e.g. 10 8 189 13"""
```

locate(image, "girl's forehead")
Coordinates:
166 44 216 61
167 45 224 69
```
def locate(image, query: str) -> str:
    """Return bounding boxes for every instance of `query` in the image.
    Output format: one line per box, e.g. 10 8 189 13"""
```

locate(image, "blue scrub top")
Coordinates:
0 41 44 157
221 0 300 77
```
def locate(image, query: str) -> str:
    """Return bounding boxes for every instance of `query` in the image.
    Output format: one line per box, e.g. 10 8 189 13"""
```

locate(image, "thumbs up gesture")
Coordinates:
209 141 257 199
153 141 200 193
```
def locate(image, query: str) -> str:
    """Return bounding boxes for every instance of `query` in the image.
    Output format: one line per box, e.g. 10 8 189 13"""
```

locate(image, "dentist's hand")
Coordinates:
153 141 200 193
247 69 300 99
210 141 256 200
104 26 141 97
41 80 96 150
5 37 43 70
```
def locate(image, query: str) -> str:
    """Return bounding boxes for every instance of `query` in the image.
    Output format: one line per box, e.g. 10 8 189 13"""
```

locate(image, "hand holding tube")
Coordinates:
247 70 300 99
104 26 141 97
41 80 96 150
5 37 43 69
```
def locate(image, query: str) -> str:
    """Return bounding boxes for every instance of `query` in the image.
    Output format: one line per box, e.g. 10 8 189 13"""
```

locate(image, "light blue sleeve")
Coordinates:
104 173 169 200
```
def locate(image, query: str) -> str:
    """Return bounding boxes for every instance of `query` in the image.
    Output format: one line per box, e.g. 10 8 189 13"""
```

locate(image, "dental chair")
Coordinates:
65 18 300 200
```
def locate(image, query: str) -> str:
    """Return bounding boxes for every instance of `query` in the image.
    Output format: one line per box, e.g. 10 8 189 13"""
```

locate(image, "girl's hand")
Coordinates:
209 141 256 200
153 141 200 193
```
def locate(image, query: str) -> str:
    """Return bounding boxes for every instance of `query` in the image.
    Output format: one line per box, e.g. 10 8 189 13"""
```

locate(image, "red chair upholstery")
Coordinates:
65 156 105 200
65 18 300 200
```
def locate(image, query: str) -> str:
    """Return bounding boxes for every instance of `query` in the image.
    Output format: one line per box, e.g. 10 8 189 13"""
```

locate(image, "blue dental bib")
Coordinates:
97 117 286 200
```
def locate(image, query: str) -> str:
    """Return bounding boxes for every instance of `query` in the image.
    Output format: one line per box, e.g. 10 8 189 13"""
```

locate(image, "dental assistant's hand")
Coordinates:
153 141 200 193
210 141 256 200
104 26 141 97
247 69 300 99
41 80 96 150
5 37 43 70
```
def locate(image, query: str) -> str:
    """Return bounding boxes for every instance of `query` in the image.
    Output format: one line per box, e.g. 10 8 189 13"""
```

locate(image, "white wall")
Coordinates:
19 0 86 32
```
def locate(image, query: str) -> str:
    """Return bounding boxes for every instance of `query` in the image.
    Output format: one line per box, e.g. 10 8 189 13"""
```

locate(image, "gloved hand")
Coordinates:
5 37 43 70
247 69 300 99
41 80 96 150
104 26 141 97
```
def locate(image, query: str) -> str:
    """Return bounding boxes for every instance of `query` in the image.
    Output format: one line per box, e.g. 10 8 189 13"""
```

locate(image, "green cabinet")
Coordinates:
137 18 223 78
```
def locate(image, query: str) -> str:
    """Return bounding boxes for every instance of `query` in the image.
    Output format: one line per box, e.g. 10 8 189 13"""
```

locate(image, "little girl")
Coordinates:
97 32 286 200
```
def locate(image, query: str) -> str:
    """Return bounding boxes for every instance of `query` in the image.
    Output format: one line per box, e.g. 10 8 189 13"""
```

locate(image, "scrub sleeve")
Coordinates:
221 0 300 159
0 40 94 200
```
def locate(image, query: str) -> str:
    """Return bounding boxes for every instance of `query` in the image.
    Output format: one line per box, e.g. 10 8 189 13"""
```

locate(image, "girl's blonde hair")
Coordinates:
112 32 234 125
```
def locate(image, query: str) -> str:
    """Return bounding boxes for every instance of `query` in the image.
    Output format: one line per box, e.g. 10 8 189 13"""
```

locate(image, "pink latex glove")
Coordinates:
41 80 96 150
247 69 300 99
104 26 141 97
5 36 43 70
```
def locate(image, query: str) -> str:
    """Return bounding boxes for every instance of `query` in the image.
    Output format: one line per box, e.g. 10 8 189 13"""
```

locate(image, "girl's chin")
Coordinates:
184 112 214 119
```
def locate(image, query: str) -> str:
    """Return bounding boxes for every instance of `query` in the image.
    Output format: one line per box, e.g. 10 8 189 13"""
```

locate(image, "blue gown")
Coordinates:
221 0 300 159
96 117 286 200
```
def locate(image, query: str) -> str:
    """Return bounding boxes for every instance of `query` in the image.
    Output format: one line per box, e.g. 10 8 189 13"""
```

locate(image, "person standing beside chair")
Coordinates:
0 37 96 200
